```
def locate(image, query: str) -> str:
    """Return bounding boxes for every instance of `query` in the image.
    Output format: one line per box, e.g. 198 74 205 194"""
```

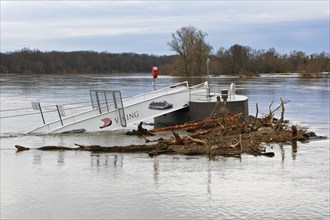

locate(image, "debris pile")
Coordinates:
15 99 326 158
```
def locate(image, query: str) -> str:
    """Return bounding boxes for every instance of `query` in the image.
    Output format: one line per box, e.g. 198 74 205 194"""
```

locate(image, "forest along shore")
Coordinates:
1 47 329 77
15 99 327 158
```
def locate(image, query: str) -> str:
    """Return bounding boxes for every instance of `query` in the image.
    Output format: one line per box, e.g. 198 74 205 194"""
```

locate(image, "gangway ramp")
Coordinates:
28 82 195 134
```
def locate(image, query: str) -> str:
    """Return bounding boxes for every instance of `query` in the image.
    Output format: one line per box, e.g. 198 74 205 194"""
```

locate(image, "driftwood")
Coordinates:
185 136 207 145
15 145 30 151
190 128 213 136
149 131 207 146
148 120 218 133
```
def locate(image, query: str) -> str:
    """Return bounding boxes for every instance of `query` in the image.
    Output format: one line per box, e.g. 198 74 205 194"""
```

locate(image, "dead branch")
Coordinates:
210 101 220 117
274 98 286 130
255 103 259 119
229 141 239 149
291 125 298 138
172 130 184 144
229 135 242 149
270 99 291 115
239 134 243 152
184 136 207 145
148 120 217 133
190 129 213 138
269 100 274 114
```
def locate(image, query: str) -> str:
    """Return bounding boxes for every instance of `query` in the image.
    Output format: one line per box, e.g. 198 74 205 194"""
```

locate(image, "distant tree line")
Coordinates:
1 26 329 77
0 49 175 74
213 45 329 77
168 26 329 77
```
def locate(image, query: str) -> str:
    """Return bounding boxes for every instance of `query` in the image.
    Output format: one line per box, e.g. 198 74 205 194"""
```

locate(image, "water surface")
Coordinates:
1 73 329 219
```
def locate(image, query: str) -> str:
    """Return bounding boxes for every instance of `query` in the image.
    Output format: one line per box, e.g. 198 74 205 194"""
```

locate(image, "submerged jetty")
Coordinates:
15 99 326 158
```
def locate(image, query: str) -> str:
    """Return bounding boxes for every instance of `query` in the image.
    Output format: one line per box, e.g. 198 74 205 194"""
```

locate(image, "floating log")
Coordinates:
38 146 76 151
15 145 30 151
261 152 275 157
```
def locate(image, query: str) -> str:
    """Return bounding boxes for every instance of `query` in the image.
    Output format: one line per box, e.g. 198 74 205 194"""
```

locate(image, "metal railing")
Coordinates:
0 101 91 123
89 90 126 127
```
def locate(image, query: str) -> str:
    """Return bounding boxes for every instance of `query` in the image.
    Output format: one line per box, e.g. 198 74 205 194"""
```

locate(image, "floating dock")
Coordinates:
28 81 248 134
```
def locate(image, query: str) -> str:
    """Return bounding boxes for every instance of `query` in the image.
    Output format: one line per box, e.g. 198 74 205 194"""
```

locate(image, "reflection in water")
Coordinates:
207 159 212 201
280 144 285 162
90 154 123 170
153 158 159 186
57 151 65 166
32 151 42 166
280 141 300 162
113 155 123 167
291 141 298 160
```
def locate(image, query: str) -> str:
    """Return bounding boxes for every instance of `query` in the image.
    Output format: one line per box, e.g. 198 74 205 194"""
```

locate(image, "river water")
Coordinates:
0 73 329 219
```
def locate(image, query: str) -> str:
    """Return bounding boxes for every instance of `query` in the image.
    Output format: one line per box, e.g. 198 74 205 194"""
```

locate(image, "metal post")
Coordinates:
56 105 63 126
206 58 210 102
38 102 45 124
206 58 210 84
104 92 109 112
112 92 118 109
153 78 156 90
96 92 101 114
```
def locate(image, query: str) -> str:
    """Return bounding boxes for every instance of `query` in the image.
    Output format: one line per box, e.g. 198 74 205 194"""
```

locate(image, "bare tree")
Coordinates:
168 26 212 75
216 44 252 75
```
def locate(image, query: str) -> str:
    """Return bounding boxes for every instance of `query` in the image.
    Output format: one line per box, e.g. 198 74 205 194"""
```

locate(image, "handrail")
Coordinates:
189 82 207 89
0 104 91 119
0 101 90 113
122 81 189 104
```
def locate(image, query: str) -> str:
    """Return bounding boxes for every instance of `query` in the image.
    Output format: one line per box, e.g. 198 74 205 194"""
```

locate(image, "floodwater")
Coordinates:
1 73 329 219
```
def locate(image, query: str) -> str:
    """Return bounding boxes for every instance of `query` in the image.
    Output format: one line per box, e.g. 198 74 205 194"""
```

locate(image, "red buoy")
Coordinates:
152 66 158 78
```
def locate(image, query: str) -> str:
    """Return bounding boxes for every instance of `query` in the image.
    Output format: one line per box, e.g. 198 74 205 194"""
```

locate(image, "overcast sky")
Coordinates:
1 0 329 55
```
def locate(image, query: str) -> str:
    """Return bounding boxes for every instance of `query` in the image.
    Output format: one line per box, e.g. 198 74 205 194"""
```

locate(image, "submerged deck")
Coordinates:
28 81 248 134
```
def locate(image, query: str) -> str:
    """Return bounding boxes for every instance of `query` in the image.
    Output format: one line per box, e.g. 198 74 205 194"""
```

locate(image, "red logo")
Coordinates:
100 117 112 129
